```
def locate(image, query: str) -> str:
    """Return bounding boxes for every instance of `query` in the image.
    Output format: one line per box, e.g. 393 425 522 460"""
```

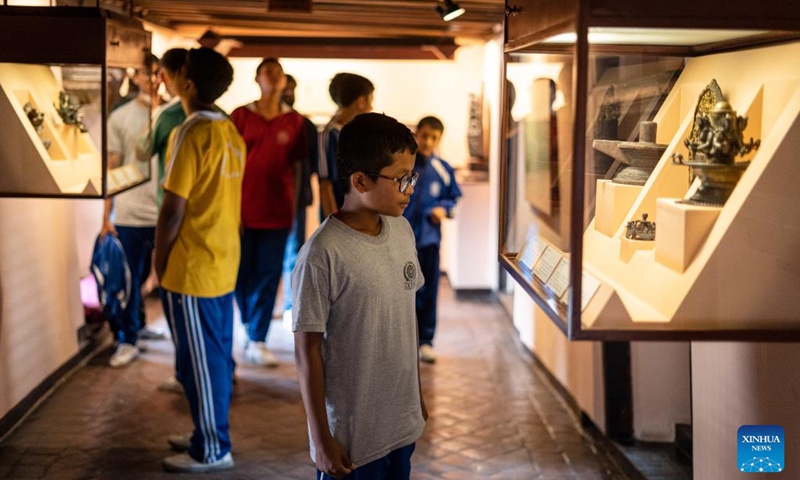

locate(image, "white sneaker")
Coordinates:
245 341 278 367
168 433 192 452
162 451 233 473
419 344 436 364
138 325 167 340
109 343 139 368
157 376 184 394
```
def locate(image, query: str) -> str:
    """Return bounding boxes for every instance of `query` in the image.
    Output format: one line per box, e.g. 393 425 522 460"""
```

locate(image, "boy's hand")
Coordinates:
99 220 117 239
316 437 356 479
430 206 447 225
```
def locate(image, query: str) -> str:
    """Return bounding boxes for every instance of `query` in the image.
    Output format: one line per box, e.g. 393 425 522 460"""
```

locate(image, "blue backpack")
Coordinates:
90 235 131 319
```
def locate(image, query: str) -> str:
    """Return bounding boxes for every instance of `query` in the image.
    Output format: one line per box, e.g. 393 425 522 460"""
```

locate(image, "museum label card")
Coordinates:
518 235 547 272
110 168 127 187
546 259 570 298
558 271 602 311
581 272 601 311
532 247 561 283
122 165 142 184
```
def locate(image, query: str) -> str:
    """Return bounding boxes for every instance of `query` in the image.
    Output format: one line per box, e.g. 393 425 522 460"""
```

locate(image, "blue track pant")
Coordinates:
162 290 234 463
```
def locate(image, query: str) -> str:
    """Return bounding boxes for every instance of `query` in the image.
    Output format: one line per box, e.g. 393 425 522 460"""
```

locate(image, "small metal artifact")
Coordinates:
23 102 44 133
592 121 667 186
55 91 88 133
672 87 760 206
625 213 656 241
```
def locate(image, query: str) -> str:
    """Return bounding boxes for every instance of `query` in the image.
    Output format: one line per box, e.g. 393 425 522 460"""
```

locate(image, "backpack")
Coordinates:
90 235 131 319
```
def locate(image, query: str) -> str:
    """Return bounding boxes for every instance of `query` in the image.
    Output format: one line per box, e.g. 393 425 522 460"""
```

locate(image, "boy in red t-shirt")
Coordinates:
230 57 307 367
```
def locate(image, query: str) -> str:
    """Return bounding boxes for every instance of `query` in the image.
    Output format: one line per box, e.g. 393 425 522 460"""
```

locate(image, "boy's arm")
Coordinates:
430 164 463 224
294 331 356 477
155 190 186 281
415 320 429 422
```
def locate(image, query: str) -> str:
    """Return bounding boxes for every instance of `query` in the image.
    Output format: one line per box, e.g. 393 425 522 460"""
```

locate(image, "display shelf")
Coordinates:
499 0 800 340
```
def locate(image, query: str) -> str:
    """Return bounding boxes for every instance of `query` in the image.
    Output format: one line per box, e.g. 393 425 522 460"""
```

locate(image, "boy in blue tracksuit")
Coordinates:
403 116 462 364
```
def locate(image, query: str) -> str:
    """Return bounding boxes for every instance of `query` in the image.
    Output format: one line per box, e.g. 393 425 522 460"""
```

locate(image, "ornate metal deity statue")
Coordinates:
672 85 760 206
23 102 51 150
23 102 44 132
55 91 88 133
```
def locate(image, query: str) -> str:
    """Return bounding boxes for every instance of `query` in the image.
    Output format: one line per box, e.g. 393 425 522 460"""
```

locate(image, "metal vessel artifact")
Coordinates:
592 121 667 186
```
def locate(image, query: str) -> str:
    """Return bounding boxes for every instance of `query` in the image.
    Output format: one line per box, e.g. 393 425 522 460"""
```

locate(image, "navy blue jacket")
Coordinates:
403 153 462 248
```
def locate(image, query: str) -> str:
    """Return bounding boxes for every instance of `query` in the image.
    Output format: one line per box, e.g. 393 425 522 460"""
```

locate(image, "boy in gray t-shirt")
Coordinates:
293 112 427 479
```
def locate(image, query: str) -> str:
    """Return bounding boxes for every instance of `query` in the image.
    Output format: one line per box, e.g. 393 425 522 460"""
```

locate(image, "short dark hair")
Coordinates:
337 113 417 194
330 73 374 108
285 74 297 85
256 57 280 75
417 116 444 132
185 47 233 105
160 48 188 75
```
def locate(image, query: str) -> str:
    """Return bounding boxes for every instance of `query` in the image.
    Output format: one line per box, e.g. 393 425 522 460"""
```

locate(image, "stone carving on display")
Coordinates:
625 213 656 241
672 80 761 206
592 121 667 186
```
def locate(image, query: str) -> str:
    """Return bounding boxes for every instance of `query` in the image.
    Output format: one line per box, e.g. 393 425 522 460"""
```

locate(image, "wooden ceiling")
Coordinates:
110 0 506 58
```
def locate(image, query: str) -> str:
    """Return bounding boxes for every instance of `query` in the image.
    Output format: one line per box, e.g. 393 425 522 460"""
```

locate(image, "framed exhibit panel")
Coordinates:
499 0 800 340
0 6 153 198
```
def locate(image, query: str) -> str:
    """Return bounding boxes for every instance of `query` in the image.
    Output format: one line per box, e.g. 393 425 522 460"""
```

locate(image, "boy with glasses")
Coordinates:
293 113 427 480
403 116 462 364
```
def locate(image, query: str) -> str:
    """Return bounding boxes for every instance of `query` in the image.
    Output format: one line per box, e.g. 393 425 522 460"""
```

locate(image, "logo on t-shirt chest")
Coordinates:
277 130 290 145
403 261 417 290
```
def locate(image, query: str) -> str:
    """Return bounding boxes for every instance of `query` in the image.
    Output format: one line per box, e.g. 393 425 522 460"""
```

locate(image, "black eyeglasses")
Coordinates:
364 171 419 193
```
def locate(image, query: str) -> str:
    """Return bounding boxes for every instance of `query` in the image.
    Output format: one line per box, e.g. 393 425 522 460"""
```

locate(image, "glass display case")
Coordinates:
0 6 153 198
500 0 800 339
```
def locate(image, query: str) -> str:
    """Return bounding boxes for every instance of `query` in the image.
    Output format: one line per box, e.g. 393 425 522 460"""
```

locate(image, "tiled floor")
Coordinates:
0 281 627 479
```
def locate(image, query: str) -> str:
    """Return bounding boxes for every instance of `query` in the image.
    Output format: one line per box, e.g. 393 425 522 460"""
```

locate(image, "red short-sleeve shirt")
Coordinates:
231 103 307 229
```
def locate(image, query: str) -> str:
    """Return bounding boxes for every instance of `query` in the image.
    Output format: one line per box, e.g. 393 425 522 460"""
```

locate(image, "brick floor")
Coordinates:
0 281 627 479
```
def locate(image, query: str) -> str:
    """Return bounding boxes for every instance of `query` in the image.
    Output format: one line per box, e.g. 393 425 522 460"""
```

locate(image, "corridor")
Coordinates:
0 281 626 479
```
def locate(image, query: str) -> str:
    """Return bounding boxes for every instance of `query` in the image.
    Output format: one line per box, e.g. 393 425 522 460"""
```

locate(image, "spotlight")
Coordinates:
436 0 465 21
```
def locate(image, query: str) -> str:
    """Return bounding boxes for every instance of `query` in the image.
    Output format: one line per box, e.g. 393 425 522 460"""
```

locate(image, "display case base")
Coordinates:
594 180 643 237
654 199 720 273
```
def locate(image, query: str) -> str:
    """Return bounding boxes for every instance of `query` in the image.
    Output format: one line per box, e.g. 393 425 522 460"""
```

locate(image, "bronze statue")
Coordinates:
23 102 44 132
55 91 88 133
684 101 760 165
672 90 760 206
23 102 51 150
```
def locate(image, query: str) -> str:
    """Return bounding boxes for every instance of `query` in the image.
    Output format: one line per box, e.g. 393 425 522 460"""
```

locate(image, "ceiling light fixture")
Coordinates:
436 0 465 22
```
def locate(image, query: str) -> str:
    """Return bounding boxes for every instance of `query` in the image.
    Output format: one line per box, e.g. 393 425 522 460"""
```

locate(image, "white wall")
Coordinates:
0 198 87 419
631 342 691 441
693 342 800 478
512 292 606 430
217 46 488 169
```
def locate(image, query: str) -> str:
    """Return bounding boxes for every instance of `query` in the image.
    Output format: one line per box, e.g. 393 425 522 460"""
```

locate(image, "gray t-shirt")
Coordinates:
292 214 426 466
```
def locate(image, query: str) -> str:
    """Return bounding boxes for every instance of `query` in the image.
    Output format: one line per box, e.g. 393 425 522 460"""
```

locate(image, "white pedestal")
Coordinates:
619 236 655 263
654 198 720 273
446 181 493 290
594 180 643 237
